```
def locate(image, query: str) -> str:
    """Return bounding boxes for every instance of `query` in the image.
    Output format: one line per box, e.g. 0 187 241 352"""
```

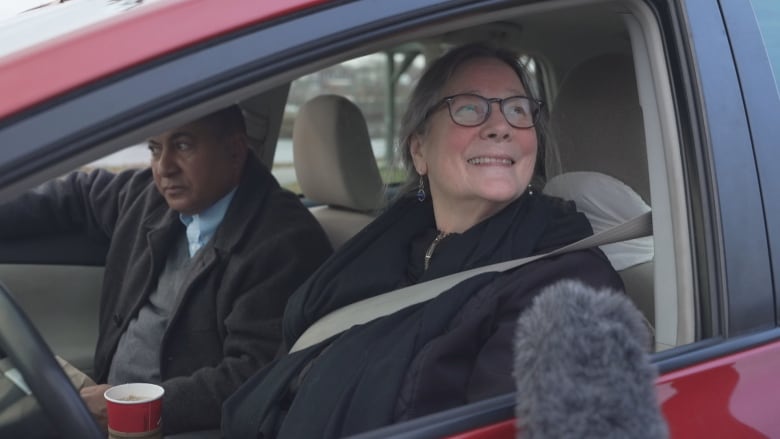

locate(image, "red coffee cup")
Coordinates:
104 383 164 438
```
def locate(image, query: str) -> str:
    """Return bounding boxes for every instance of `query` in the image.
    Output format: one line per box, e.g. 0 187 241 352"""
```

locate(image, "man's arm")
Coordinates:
0 169 142 240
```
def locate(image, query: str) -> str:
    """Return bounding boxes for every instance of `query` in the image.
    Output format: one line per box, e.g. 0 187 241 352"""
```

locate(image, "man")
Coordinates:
0 105 333 433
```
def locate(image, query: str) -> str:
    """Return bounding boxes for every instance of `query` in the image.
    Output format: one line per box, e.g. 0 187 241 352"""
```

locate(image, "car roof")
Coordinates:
0 0 147 58
0 0 328 120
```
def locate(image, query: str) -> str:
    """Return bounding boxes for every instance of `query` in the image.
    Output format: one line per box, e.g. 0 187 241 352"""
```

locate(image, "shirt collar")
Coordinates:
179 187 237 257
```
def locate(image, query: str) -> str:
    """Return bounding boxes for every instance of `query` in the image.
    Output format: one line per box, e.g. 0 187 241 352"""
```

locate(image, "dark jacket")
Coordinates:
0 155 333 433
222 192 624 438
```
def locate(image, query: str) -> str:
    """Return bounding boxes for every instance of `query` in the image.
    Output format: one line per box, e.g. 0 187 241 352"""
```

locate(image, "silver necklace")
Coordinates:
424 230 450 271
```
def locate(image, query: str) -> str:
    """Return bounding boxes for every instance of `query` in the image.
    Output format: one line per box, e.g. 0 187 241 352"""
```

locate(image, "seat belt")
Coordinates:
290 211 652 353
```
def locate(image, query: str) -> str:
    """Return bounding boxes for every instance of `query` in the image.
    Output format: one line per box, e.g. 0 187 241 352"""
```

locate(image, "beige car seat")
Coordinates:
550 53 650 203
548 53 655 331
293 94 385 249
544 171 654 324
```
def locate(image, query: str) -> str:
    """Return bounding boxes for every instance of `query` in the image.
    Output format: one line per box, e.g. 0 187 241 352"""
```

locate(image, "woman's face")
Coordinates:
411 57 537 226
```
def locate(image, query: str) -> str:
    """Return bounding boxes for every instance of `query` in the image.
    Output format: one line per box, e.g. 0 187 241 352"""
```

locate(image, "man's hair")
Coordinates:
197 104 247 140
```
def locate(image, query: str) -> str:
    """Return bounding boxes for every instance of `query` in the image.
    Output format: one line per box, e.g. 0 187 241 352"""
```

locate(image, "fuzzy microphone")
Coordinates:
513 280 668 439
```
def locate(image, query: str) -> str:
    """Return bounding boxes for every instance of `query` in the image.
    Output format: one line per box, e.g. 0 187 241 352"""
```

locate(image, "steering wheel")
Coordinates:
0 281 103 438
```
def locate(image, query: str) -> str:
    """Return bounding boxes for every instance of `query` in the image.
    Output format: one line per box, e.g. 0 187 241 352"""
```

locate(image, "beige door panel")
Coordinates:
0 264 103 377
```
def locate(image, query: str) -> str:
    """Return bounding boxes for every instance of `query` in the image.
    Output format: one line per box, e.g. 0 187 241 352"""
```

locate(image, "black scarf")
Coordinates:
222 193 592 439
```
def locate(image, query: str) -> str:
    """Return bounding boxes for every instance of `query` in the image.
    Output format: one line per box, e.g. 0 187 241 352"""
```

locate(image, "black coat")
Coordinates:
0 156 333 433
223 192 624 438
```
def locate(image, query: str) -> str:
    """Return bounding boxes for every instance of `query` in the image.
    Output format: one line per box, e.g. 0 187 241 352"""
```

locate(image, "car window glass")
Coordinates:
271 51 543 195
752 0 780 90
84 145 148 173
272 52 426 193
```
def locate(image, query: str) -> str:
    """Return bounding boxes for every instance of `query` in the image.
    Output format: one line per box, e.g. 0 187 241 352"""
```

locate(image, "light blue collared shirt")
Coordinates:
179 188 237 257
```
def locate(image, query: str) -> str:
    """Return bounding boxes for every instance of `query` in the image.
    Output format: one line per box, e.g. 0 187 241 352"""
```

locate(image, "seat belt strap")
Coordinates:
290 211 652 353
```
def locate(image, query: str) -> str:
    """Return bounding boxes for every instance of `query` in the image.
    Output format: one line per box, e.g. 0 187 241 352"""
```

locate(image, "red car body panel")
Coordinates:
657 340 780 438
446 419 516 438
0 0 328 120
442 340 780 439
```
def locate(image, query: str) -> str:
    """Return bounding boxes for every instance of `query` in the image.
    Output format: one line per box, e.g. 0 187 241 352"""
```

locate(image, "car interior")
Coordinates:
0 0 702 432
261 0 693 353
292 94 386 249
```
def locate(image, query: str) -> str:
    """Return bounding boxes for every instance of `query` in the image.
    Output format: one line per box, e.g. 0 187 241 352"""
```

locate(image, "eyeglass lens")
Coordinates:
447 94 539 128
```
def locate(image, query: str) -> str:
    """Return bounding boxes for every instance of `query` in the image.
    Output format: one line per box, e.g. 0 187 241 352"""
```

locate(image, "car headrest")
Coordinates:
544 171 653 271
293 94 384 212
550 53 650 204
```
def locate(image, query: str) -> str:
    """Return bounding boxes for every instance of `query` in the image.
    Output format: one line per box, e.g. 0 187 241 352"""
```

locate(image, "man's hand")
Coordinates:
80 384 112 431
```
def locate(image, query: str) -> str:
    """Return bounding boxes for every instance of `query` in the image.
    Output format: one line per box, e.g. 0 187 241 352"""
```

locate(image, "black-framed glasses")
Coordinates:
435 93 544 129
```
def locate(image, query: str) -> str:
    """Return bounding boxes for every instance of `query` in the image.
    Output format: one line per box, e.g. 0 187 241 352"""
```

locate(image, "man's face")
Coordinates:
148 119 245 215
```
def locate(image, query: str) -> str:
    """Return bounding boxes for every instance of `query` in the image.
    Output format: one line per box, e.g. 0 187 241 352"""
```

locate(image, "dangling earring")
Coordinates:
527 183 534 196
417 175 426 202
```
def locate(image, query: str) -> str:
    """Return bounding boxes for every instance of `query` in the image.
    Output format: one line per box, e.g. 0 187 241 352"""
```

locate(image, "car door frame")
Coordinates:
718 0 780 326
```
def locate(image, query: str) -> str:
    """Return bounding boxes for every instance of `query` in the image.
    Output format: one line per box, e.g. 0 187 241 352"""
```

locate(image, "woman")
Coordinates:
222 43 624 438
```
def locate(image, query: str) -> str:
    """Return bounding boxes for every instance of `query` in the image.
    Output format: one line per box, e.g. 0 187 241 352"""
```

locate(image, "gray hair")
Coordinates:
397 42 549 196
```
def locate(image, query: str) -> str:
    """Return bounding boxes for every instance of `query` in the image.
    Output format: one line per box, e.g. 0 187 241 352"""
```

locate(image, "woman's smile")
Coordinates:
466 156 516 166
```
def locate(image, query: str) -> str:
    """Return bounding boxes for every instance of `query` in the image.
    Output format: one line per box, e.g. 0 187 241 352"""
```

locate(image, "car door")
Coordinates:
650 1 780 436
0 233 106 376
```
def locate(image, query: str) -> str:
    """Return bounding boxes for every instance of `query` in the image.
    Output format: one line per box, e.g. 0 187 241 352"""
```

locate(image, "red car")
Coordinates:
0 0 778 437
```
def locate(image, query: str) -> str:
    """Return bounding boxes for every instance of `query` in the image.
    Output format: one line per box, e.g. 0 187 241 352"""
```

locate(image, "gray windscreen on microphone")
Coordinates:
513 279 668 439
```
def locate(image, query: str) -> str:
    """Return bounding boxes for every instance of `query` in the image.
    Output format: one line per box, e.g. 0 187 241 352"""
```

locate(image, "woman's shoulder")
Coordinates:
506 247 624 296
525 193 593 252
460 248 624 328
534 192 578 214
